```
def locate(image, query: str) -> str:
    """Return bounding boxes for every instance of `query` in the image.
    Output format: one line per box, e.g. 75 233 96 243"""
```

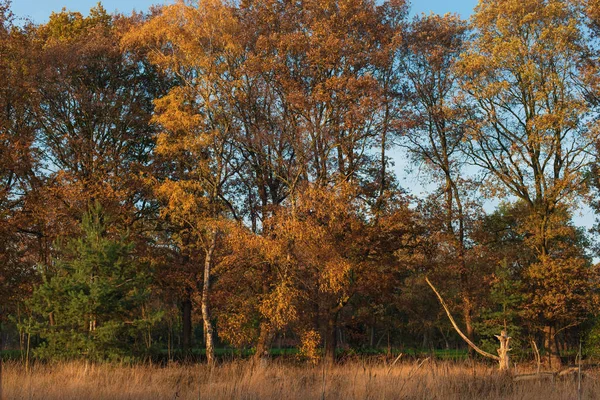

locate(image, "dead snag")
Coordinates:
425 276 510 371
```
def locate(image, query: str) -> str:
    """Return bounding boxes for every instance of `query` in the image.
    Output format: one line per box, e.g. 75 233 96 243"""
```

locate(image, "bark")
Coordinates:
465 317 474 343
463 297 474 357
324 312 338 364
438 327 450 350
544 325 561 369
375 111 388 217
387 330 391 357
202 230 218 366
253 321 274 363
253 260 274 363
182 294 192 355
495 330 511 371
422 330 429 350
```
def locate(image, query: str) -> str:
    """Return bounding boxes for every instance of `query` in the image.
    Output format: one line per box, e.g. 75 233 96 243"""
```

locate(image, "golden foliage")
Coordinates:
299 329 322 363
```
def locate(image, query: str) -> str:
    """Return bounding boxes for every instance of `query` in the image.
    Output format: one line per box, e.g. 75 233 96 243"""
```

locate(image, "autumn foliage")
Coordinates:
2 0 600 369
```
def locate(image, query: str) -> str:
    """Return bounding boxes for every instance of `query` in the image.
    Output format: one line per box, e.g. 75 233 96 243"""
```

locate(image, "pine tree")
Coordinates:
27 203 161 361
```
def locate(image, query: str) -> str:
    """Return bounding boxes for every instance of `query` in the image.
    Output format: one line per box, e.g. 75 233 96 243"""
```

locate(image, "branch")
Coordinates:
425 276 500 361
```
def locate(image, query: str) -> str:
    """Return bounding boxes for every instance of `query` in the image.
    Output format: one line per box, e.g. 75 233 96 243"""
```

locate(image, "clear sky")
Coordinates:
11 0 478 23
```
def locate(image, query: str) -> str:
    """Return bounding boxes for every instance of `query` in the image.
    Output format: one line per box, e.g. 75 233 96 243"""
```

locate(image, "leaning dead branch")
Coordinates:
531 340 541 374
425 276 511 371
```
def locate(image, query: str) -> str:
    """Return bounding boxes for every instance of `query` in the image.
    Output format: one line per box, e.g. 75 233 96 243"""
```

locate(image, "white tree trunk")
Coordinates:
202 229 217 366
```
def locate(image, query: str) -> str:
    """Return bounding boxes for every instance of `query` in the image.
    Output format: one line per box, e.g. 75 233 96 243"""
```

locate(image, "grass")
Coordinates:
2 358 598 399
1 347 470 363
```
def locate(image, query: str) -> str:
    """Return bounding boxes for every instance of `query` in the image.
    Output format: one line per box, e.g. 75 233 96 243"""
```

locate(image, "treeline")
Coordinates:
2 0 600 367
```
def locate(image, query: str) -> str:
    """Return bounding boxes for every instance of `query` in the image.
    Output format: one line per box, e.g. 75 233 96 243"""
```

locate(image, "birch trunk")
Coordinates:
202 229 217 366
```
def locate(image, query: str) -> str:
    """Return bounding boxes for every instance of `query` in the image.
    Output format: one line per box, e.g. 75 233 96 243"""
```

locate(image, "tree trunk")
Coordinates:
463 298 474 357
182 294 192 356
253 321 274 363
324 313 338 364
438 327 450 350
422 329 429 350
253 261 274 363
202 230 217 366
544 325 561 369
496 330 511 371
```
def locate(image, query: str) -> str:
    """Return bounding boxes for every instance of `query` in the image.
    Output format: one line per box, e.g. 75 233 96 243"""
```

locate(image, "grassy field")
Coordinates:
2 359 597 399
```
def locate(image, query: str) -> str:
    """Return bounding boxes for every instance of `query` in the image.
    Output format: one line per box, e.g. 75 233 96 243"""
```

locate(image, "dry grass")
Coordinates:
2 358 598 399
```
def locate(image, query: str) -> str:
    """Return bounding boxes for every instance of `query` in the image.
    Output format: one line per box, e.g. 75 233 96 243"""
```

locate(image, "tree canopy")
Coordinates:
2 0 600 368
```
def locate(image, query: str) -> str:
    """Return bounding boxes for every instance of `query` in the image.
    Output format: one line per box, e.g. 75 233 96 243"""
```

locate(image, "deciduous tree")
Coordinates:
458 0 598 367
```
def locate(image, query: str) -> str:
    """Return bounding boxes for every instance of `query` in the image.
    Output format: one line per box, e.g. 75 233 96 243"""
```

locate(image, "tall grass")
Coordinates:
3 359 597 399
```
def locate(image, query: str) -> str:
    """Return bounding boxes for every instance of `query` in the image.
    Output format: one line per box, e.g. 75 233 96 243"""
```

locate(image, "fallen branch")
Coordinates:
513 367 590 382
513 372 556 382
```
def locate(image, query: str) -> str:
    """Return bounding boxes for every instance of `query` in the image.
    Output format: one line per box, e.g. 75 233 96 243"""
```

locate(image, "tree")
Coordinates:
475 200 599 366
212 223 299 358
27 203 160 361
262 182 422 363
123 0 245 365
6 0 600 367
0 0 39 329
401 13 488 346
458 0 597 367
471 205 531 355
234 0 408 360
30 4 164 240
124 0 411 363
12 7 169 359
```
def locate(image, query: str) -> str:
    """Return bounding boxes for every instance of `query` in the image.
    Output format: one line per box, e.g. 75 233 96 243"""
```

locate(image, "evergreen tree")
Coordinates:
27 203 161 361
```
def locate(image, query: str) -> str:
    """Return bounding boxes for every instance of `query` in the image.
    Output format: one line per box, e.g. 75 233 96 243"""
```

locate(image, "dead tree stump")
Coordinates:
495 330 511 371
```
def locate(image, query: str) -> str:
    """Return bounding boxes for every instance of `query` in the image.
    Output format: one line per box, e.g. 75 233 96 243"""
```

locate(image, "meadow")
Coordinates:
3 359 597 400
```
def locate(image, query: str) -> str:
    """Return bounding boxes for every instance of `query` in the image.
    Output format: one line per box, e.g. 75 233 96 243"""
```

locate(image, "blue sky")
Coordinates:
11 0 478 23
